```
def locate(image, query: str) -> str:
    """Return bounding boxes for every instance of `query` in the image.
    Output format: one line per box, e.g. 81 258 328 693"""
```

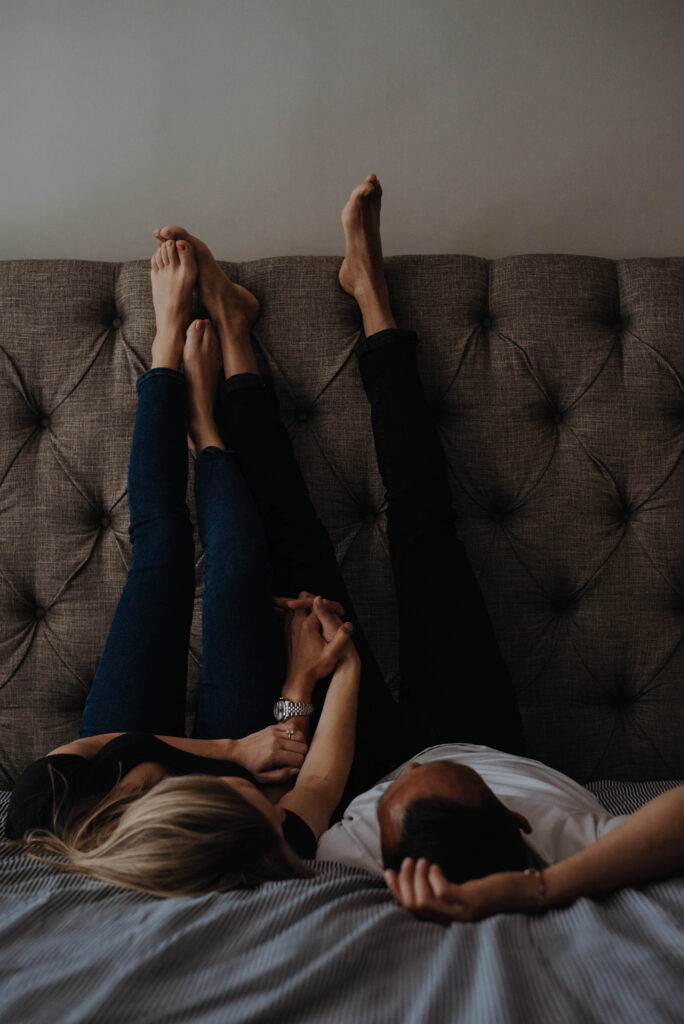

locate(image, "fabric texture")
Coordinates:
1 255 683 786
0 782 682 1024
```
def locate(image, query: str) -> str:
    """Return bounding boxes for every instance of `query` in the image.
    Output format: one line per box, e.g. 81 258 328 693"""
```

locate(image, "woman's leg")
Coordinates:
80 240 199 736
180 321 285 740
342 175 527 757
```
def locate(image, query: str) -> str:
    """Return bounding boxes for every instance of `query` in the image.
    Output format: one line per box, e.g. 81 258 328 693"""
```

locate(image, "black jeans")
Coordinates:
218 328 526 815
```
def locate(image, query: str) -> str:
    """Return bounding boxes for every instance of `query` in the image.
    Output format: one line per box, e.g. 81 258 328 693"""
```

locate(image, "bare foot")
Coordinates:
338 174 387 300
152 225 259 333
183 319 226 456
338 174 397 336
150 239 198 369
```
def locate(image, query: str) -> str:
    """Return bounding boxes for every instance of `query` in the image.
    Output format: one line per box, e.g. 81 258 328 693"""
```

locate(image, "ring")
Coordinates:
286 728 294 737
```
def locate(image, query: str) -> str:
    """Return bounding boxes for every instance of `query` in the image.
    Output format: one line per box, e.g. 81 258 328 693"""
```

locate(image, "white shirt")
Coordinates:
316 742 629 875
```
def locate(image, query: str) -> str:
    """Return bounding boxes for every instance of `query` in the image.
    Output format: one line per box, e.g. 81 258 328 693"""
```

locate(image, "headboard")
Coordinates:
1 254 682 785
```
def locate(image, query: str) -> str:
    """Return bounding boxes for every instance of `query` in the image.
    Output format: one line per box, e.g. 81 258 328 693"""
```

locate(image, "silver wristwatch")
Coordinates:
273 697 314 722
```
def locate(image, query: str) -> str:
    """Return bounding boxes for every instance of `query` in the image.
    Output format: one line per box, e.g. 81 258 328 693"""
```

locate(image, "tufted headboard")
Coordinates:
1 254 683 787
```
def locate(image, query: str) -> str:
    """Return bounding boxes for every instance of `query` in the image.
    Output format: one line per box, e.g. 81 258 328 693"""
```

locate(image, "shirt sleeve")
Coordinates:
4 754 111 840
282 810 318 860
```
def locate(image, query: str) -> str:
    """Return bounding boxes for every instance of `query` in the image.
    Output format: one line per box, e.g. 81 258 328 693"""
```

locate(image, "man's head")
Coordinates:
377 760 532 883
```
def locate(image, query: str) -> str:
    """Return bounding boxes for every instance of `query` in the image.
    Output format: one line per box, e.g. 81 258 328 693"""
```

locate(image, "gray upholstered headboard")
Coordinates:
1 254 682 787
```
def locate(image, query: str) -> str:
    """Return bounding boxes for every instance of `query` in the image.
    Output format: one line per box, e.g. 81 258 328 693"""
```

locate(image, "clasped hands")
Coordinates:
225 591 355 784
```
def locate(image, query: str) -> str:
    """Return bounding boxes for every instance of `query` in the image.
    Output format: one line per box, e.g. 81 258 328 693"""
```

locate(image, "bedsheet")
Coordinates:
0 780 682 1024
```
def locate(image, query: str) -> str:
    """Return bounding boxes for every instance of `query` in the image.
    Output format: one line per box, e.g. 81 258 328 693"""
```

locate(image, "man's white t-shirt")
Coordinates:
316 743 629 875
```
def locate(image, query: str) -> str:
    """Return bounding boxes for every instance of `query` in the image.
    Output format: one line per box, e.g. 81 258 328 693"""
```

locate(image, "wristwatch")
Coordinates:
273 698 314 722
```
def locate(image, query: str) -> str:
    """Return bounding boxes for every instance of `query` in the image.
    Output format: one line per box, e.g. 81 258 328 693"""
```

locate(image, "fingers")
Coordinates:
274 595 345 616
396 857 418 907
413 858 433 907
427 863 450 899
311 594 343 634
276 726 307 745
320 622 354 667
384 859 454 925
267 747 306 769
257 766 301 783
384 868 401 901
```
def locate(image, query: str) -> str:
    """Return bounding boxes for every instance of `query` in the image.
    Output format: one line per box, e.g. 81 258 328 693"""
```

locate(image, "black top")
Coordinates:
5 732 317 860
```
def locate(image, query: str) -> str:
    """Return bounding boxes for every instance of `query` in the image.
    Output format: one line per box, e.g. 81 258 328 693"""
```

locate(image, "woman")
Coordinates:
5 175 415 898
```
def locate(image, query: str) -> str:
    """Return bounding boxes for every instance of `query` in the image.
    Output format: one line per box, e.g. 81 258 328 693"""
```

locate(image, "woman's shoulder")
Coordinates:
5 753 109 840
282 809 317 860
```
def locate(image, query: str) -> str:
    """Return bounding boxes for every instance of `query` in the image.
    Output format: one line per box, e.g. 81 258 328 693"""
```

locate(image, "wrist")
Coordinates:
282 671 316 703
523 868 547 913
221 737 239 763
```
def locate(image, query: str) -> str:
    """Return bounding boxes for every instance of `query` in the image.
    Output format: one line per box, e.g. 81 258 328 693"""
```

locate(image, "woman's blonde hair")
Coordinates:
15 769 315 899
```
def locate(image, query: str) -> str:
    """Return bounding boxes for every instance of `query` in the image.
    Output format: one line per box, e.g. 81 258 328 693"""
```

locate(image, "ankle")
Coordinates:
215 318 260 376
354 283 397 337
189 413 224 452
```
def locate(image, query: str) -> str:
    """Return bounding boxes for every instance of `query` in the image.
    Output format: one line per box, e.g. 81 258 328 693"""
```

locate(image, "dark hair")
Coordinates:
381 794 529 883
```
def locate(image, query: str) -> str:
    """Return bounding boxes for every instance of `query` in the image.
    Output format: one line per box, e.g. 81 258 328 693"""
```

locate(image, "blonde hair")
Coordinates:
14 769 315 899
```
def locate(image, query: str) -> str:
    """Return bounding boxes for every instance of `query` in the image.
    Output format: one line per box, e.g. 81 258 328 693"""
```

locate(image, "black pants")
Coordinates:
217 328 526 817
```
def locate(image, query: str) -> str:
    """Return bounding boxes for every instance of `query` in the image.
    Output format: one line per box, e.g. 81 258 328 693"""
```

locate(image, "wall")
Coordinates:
2 0 682 260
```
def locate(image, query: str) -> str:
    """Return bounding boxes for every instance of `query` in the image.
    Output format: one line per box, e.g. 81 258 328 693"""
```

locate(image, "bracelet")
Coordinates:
524 867 547 913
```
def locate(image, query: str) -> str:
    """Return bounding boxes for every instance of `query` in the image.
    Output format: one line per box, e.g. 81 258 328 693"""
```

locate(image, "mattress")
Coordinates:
1 780 682 1024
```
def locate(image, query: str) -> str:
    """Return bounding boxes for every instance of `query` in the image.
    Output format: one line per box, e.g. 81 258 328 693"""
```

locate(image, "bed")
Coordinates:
1 253 683 1022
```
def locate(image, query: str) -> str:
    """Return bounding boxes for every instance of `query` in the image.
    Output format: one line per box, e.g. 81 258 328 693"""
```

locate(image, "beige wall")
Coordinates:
2 0 682 261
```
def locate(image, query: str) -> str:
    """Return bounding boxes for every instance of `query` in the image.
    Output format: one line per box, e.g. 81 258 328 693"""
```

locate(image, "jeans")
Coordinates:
79 368 286 741
80 329 525 812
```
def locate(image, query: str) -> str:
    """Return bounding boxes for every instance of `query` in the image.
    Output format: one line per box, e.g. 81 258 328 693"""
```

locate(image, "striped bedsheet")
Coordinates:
0 781 682 1024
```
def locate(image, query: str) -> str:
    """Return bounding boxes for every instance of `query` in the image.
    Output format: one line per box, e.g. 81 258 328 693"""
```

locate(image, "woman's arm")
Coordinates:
279 601 360 838
47 731 308 783
47 734 126 757
384 783 684 923
542 781 684 907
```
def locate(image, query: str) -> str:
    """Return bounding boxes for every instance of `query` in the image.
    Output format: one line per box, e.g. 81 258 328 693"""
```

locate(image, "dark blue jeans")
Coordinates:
79 368 286 741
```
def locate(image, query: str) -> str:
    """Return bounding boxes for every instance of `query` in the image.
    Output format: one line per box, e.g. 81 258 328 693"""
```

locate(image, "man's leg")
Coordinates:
80 240 198 737
341 175 526 757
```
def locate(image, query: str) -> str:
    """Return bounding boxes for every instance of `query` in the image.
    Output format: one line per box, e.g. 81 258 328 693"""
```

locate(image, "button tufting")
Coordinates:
618 503 634 524
552 411 563 425
34 606 45 620
550 590 575 614
112 317 122 329
362 511 376 525
39 416 50 429
488 500 511 523
611 690 632 712
296 409 309 422
100 516 111 529
481 317 493 329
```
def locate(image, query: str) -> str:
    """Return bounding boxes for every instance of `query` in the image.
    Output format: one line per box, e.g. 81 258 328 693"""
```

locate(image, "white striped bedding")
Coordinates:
1 781 682 1024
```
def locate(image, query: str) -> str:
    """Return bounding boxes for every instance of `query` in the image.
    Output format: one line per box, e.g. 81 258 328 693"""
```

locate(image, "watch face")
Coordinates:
274 700 285 722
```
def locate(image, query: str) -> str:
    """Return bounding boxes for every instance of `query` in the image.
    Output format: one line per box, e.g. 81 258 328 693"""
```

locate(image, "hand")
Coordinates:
274 594 345 621
383 858 542 924
229 725 308 784
283 591 355 687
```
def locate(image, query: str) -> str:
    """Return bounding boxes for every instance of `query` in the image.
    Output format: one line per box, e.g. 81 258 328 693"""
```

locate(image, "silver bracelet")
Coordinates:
524 867 547 913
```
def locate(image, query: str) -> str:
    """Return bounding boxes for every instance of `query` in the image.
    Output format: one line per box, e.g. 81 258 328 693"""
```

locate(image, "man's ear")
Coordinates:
510 810 532 834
